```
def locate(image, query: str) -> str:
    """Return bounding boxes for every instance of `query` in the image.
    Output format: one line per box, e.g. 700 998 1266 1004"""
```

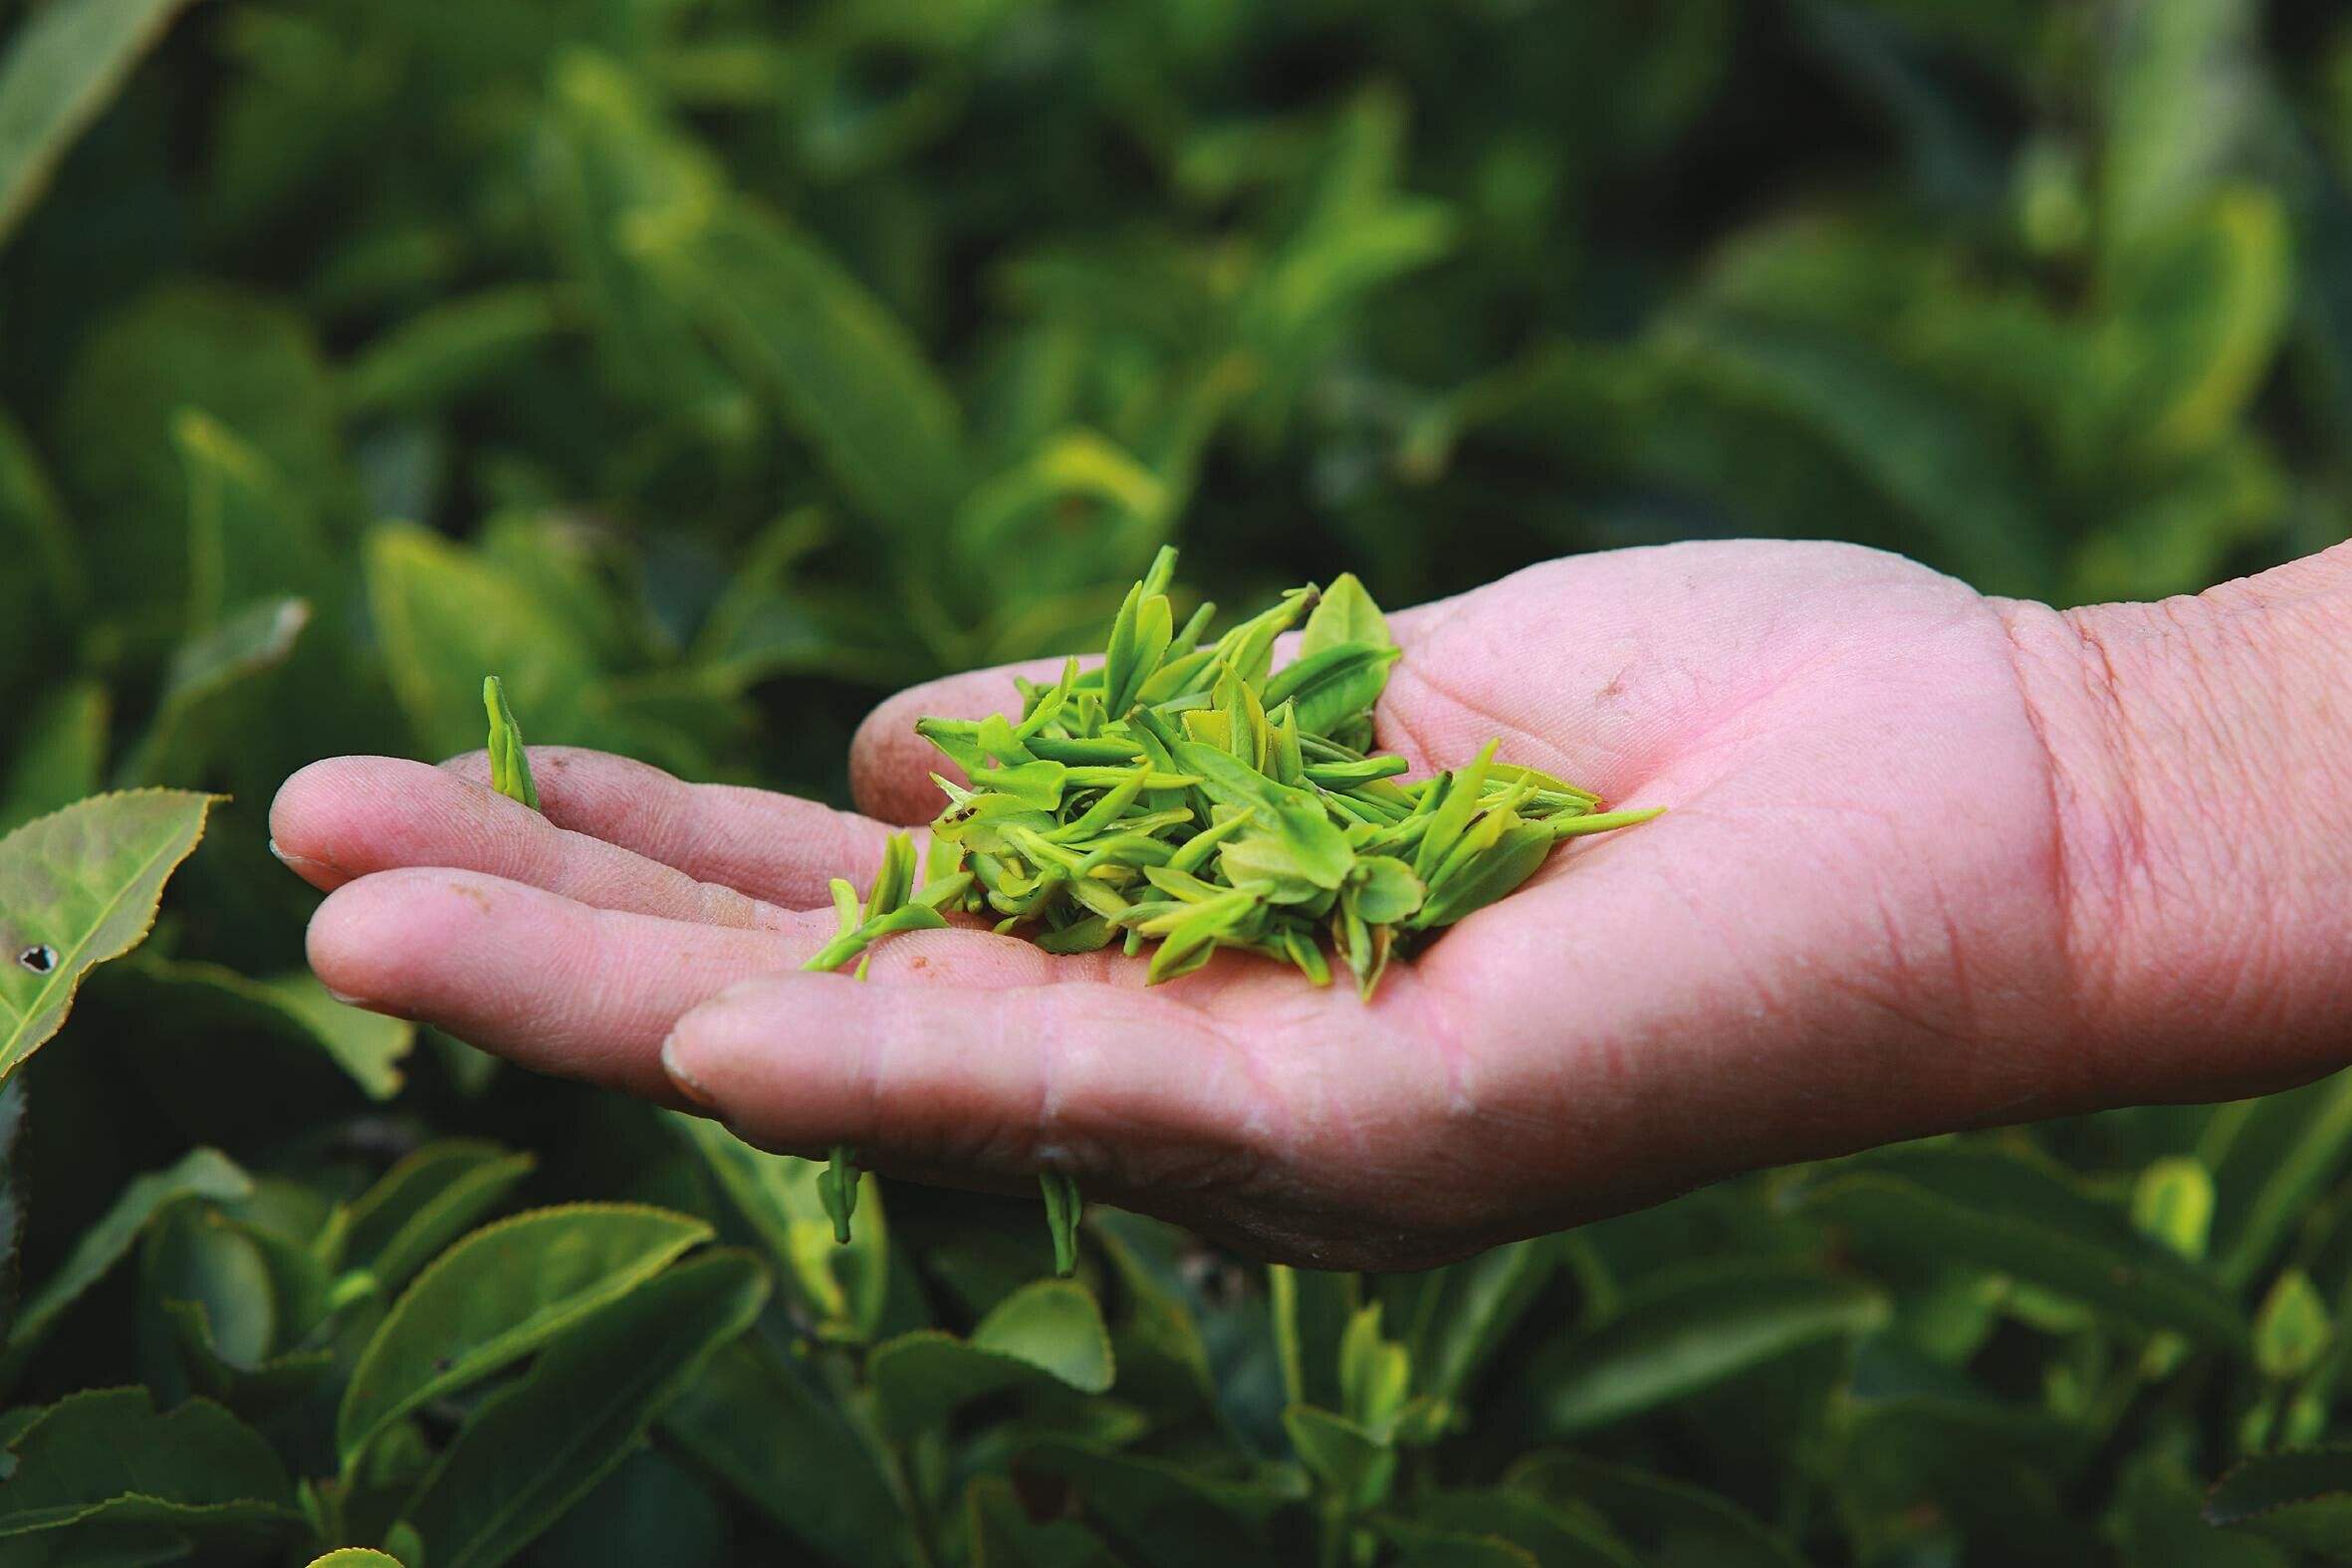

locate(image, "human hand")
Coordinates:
271 540 2352 1267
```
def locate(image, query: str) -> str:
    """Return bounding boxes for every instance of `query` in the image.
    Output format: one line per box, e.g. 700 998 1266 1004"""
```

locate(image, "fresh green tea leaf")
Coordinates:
483 674 540 810
667 1112 888 1339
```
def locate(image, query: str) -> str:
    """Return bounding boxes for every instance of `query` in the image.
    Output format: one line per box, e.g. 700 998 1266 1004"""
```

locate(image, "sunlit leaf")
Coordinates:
0 789 218 1084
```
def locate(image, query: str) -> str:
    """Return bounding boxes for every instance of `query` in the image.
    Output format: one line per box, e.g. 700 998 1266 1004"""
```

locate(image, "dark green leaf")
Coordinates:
1780 1143 2247 1350
338 1203 713 1463
0 0 200 245
0 1388 299 1545
868 1277 1115 1437
2208 1448 2352 1561
341 1140 536 1294
1534 1259 1886 1434
395 1250 766 1568
661 1335 909 1565
1508 1452 1806 1568
1 1148 250 1390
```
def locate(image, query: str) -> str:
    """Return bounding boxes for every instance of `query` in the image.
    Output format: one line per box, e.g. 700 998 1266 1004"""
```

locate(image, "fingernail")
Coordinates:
321 984 380 1009
269 838 333 875
661 1031 716 1108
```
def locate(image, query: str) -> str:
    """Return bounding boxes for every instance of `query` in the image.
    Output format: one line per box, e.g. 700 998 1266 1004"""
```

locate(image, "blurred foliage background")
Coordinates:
5 0 2352 1564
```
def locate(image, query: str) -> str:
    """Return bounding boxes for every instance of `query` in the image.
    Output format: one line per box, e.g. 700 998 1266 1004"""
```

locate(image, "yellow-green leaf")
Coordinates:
0 788 218 1082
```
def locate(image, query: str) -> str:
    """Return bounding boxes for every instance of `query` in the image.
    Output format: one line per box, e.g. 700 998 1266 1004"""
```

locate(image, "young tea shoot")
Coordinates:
911 547 1659 1000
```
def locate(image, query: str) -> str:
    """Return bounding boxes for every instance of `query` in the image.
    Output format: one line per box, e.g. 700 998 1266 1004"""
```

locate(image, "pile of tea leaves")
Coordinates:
912 548 1660 1000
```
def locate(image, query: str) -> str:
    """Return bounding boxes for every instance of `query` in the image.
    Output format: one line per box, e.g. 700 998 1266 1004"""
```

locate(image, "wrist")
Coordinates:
1996 546 2352 1103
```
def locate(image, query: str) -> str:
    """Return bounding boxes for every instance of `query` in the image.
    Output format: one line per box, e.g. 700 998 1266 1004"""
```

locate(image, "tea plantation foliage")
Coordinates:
2 1 2351 1563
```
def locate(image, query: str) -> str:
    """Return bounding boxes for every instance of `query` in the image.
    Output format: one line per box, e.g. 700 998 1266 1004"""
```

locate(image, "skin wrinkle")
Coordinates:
283 541 2352 1270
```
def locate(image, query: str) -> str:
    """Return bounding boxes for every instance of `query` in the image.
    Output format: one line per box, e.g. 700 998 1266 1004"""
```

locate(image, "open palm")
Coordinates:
276 540 2091 1267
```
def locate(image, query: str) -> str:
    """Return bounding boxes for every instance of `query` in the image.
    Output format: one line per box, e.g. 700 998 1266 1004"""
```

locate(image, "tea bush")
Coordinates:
3 0 2352 1563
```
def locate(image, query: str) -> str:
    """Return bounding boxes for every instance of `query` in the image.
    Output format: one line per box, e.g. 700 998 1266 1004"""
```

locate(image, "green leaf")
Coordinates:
1270 1264 1360 1411
2254 1270 2332 1381
2133 1156 2218 1260
967 1473 1124 1568
1262 642 1399 735
1534 1260 1886 1435
0 0 201 246
1041 1169 1084 1278
1337 1303 1411 1434
306 1553 410 1567
1659 315 2058 596
1344 855 1425 926
58 287 342 615
1508 1452 1807 1568
342 286 571 417
174 408 331 631
0 682 108 837
395 1248 767 1568
0 1388 299 1545
1400 1236 1561 1407
483 675 540 810
365 522 600 764
1298 572 1392 659
342 1140 536 1295
0 789 218 1083
630 200 969 534
2099 189 2291 456
868 1277 1115 1437
148 1207 338 1422
2208 1449 2352 1561
1284 1404 1394 1509
1835 1390 2096 1552
119 595 313 784
1015 1439 1290 1568
2215 1073 2352 1289
0 1148 250 1388
337 1203 713 1464
2101 0 2263 244
1779 1143 2247 1350
1407 1489 1639 1568
0 412 81 693
103 958 415 1104
659 1335 909 1566
1374 1518 1540 1568
2112 1451 2291 1568
666 1112 888 1340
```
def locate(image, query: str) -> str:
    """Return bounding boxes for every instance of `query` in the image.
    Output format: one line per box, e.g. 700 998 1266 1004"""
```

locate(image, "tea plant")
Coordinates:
4 0 2352 1562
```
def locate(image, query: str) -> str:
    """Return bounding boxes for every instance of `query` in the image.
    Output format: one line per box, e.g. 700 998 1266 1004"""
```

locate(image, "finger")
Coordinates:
305 868 1054 1102
659 971 1287 1198
274 756 810 926
435 745 899 906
